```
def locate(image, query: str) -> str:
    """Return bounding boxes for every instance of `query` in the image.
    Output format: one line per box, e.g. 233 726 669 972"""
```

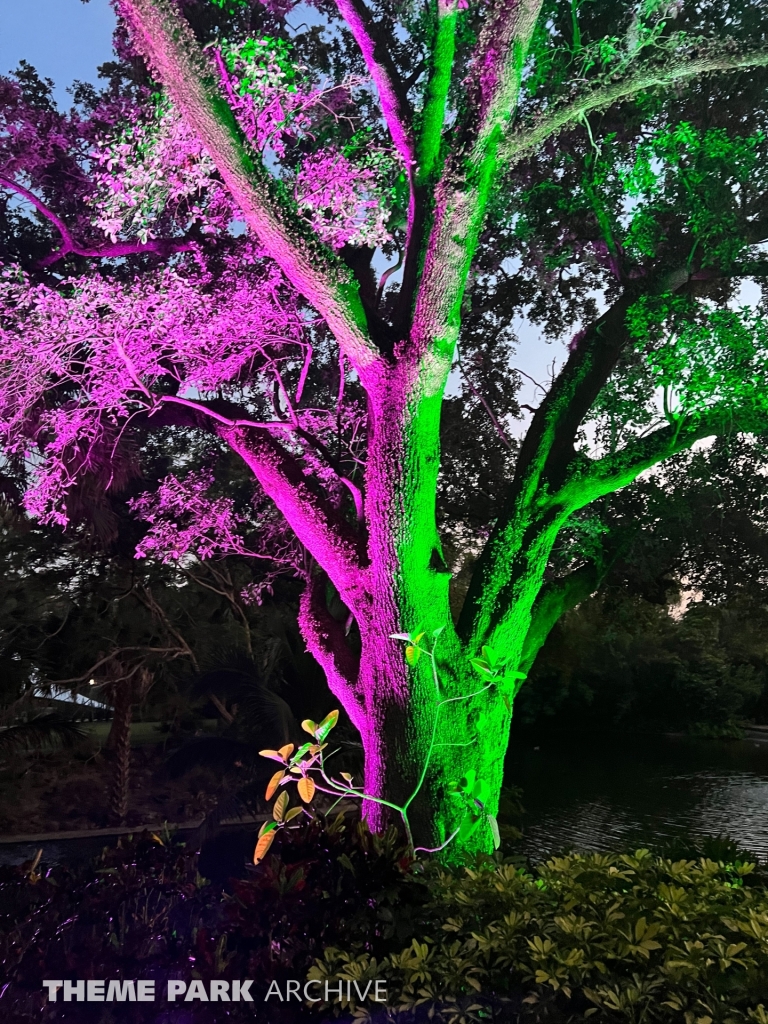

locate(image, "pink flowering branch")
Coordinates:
117 0 382 378
0 172 194 266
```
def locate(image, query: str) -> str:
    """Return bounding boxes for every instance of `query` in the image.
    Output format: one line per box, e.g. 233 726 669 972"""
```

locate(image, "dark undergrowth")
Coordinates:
2 818 768 1023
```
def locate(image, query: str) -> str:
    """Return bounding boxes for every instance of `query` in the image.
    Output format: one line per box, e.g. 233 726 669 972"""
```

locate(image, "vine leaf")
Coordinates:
405 645 420 666
298 776 316 803
488 814 501 850
273 791 289 822
253 829 276 864
259 748 287 763
316 709 339 741
265 769 286 800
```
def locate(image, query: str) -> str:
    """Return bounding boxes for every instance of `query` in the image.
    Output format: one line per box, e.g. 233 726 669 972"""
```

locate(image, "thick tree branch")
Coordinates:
502 45 768 168
456 291 633 647
221 426 369 612
518 560 602 674
396 0 460 327
0 172 194 266
415 0 459 186
332 0 414 172
407 0 544 364
553 402 768 516
142 397 368 607
117 0 381 378
297 572 365 730
518 523 636 673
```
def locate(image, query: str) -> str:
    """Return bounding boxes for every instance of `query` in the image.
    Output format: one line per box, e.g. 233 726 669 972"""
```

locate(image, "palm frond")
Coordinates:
0 714 86 755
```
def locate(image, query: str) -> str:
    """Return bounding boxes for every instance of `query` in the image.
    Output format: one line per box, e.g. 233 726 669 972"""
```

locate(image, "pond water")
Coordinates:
4 733 768 869
506 732 768 861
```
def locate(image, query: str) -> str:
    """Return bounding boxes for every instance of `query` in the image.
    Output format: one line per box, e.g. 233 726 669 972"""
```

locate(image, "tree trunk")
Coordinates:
318 361 518 858
105 665 152 825
108 681 133 824
357 640 511 857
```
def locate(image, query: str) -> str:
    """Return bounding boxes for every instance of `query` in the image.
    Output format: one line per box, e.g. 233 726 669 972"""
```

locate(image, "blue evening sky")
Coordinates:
0 0 117 105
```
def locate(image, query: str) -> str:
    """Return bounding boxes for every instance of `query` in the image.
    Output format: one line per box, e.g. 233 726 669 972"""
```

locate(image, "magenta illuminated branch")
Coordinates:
221 426 368 611
331 0 414 172
118 0 381 379
154 396 365 521
298 575 365 731
332 0 418 270
141 396 366 596
0 173 194 266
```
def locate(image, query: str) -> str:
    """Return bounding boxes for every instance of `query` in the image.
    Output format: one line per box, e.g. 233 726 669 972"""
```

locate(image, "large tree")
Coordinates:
2 0 768 854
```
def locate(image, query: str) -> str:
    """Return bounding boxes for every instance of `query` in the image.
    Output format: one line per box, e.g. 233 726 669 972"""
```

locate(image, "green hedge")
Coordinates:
310 848 768 1023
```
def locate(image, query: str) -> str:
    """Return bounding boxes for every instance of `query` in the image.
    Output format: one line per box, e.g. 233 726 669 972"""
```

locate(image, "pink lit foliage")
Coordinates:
128 466 302 602
0 251 344 561
215 34 398 248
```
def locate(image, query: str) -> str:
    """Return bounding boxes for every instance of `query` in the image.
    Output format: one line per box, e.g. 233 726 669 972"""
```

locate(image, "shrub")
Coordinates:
4 822 768 1023
0 816 420 1023
312 848 768 1022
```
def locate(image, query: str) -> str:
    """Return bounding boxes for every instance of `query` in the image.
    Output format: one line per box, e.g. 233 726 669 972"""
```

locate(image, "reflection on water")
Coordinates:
506 734 768 860
4 735 768 868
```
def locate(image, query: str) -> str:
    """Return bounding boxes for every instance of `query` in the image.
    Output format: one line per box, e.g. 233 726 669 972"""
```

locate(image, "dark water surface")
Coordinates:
4 734 768 868
506 732 768 860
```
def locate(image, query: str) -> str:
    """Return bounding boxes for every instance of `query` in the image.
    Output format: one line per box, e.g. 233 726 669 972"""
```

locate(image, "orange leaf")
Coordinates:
301 719 317 736
265 769 286 801
297 776 316 803
278 743 295 761
273 791 289 822
253 829 276 864
259 749 287 763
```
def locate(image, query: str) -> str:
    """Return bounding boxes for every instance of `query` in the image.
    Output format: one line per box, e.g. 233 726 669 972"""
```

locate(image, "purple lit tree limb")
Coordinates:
117 0 382 377
0 172 194 265
331 0 415 171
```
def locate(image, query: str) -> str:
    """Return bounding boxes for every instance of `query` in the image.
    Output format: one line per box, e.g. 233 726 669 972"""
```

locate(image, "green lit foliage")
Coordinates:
592 298 768 454
312 849 768 1022
218 35 302 97
619 124 766 265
